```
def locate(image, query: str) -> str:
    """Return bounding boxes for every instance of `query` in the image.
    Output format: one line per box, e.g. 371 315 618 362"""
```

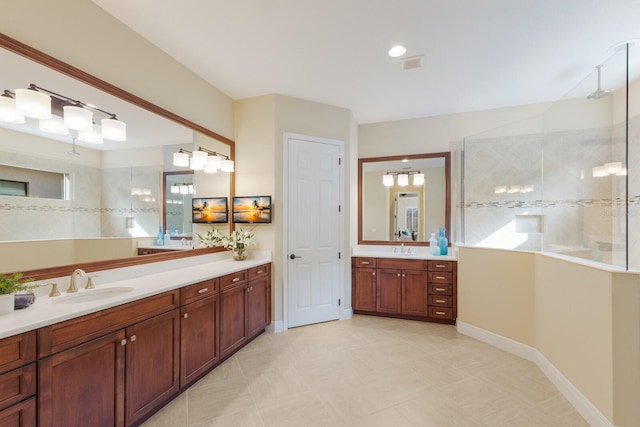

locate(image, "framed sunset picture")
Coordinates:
232 196 272 223
192 197 228 223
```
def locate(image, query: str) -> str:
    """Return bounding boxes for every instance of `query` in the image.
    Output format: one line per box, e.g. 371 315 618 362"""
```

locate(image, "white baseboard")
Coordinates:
340 307 353 320
457 321 615 427
267 320 285 333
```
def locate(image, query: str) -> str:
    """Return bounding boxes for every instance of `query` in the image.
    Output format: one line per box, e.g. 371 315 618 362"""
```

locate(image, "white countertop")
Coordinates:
352 245 458 261
138 244 196 251
0 250 272 340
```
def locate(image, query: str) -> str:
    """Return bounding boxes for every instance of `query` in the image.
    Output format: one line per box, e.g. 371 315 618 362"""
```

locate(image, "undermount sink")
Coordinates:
52 287 134 304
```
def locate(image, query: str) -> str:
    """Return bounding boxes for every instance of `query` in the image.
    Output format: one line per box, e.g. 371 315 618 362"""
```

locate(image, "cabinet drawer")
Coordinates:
427 261 454 272
0 363 36 412
181 278 219 305
0 332 36 375
428 272 452 283
220 270 247 291
248 264 270 281
428 296 453 307
428 283 453 296
377 258 427 270
353 257 377 268
428 307 453 319
0 396 35 427
38 289 179 358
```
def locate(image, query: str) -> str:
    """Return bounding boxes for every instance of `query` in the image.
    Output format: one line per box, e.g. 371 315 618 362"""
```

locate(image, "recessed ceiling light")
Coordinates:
388 45 407 58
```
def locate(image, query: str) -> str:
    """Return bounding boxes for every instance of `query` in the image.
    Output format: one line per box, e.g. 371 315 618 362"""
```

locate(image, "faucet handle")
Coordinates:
48 283 61 297
85 276 96 290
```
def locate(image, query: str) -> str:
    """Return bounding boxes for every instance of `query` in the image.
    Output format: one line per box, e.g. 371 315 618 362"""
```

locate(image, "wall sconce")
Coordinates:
494 184 534 194
0 84 127 142
592 162 626 177
172 146 234 174
382 170 423 187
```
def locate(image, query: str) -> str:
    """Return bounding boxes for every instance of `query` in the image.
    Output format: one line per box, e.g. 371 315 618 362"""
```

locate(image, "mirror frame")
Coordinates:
0 33 235 281
358 152 451 246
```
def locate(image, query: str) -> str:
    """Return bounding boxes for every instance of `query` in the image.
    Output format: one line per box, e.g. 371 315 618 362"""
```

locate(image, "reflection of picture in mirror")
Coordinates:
192 197 228 223
233 196 272 223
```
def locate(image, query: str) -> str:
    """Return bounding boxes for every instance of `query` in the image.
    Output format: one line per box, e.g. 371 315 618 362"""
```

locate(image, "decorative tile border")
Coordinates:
0 203 159 214
462 196 640 209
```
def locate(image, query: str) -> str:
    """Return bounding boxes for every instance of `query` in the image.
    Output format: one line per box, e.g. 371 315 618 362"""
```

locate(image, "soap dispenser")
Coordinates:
429 233 439 256
156 226 164 246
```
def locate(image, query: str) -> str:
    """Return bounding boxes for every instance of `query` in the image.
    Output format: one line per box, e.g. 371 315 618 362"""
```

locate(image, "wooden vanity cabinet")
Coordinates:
180 279 220 388
220 263 272 358
352 258 377 312
37 290 180 427
352 257 457 324
0 331 36 427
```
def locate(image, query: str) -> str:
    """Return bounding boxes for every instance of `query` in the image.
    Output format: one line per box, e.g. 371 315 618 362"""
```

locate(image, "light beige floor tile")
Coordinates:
141 393 187 427
144 315 589 427
186 374 255 425
340 405 416 427
258 391 341 427
188 406 264 427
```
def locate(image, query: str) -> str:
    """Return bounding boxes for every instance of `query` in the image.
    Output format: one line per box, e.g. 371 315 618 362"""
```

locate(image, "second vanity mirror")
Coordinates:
358 152 450 245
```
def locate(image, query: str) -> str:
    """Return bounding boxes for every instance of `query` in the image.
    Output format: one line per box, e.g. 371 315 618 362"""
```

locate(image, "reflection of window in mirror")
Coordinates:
0 165 69 199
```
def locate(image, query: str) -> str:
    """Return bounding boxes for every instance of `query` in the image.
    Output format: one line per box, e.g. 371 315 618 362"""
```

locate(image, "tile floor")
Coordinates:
142 315 590 427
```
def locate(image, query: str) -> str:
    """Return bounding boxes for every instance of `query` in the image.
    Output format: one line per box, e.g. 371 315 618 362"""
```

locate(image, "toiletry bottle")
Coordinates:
429 233 439 256
156 226 164 246
164 229 171 245
438 228 448 256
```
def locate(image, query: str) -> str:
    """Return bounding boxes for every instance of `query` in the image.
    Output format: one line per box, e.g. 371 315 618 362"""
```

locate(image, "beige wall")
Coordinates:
234 94 354 324
459 246 640 426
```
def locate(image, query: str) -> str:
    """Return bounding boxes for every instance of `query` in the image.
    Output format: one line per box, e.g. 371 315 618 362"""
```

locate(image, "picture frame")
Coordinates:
232 196 272 223
192 197 228 223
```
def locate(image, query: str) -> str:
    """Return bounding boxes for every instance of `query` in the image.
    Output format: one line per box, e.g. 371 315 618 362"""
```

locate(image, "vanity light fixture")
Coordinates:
172 146 234 174
382 170 423 187
592 161 626 177
0 84 127 141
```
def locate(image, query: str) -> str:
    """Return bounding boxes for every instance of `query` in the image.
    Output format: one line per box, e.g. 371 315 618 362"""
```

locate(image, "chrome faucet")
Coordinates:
68 269 86 293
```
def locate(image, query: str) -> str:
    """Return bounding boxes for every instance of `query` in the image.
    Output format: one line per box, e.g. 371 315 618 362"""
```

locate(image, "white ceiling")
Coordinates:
93 0 640 124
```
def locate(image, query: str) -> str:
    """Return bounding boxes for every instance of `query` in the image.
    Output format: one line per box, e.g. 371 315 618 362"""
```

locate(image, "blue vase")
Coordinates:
156 226 164 246
438 228 448 256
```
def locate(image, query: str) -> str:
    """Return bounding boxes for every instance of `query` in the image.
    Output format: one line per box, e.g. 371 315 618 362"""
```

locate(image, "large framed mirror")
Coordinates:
0 34 234 276
358 152 450 245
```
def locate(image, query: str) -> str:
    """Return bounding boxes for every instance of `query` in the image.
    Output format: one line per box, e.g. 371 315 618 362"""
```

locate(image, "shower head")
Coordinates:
587 64 611 100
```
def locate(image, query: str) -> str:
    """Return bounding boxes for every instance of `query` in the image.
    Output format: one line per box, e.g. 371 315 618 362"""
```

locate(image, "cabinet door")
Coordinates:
247 276 270 338
376 269 402 314
38 330 125 427
220 284 248 358
0 397 35 427
353 267 377 312
401 270 428 316
125 310 179 426
180 295 219 388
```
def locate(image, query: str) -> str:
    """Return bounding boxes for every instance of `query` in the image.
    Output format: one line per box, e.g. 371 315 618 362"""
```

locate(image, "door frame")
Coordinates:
283 132 345 331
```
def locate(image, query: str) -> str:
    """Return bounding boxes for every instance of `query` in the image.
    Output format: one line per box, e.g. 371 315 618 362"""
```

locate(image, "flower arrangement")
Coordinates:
197 227 255 260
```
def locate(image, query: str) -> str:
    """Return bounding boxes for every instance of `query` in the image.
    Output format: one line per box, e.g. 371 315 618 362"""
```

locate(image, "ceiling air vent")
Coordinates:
402 55 423 70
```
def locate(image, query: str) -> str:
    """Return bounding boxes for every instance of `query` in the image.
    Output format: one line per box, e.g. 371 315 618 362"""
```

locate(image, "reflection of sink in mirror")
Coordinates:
52 287 134 304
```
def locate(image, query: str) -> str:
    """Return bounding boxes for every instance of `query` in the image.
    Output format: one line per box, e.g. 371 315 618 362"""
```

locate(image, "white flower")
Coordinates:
197 227 255 251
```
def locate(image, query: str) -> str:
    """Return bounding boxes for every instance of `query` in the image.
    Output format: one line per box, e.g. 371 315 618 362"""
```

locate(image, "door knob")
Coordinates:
290 254 301 260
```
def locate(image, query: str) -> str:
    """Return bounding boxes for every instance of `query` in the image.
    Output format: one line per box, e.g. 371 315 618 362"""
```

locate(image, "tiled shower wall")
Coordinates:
462 126 623 264
0 149 160 241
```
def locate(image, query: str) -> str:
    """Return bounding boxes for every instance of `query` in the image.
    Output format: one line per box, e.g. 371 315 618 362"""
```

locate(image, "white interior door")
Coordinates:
286 135 342 328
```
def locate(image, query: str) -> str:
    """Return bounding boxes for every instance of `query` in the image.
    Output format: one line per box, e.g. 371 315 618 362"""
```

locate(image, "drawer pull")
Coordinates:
436 311 446 315
121 339 127 346
435 264 445 268
232 277 241 282
197 288 209 294
372 272 376 276
130 335 137 342
436 299 445 303
435 276 445 280
436 288 445 292
361 261 370 265
257 270 264 274
397 273 401 277
183 313 189 319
